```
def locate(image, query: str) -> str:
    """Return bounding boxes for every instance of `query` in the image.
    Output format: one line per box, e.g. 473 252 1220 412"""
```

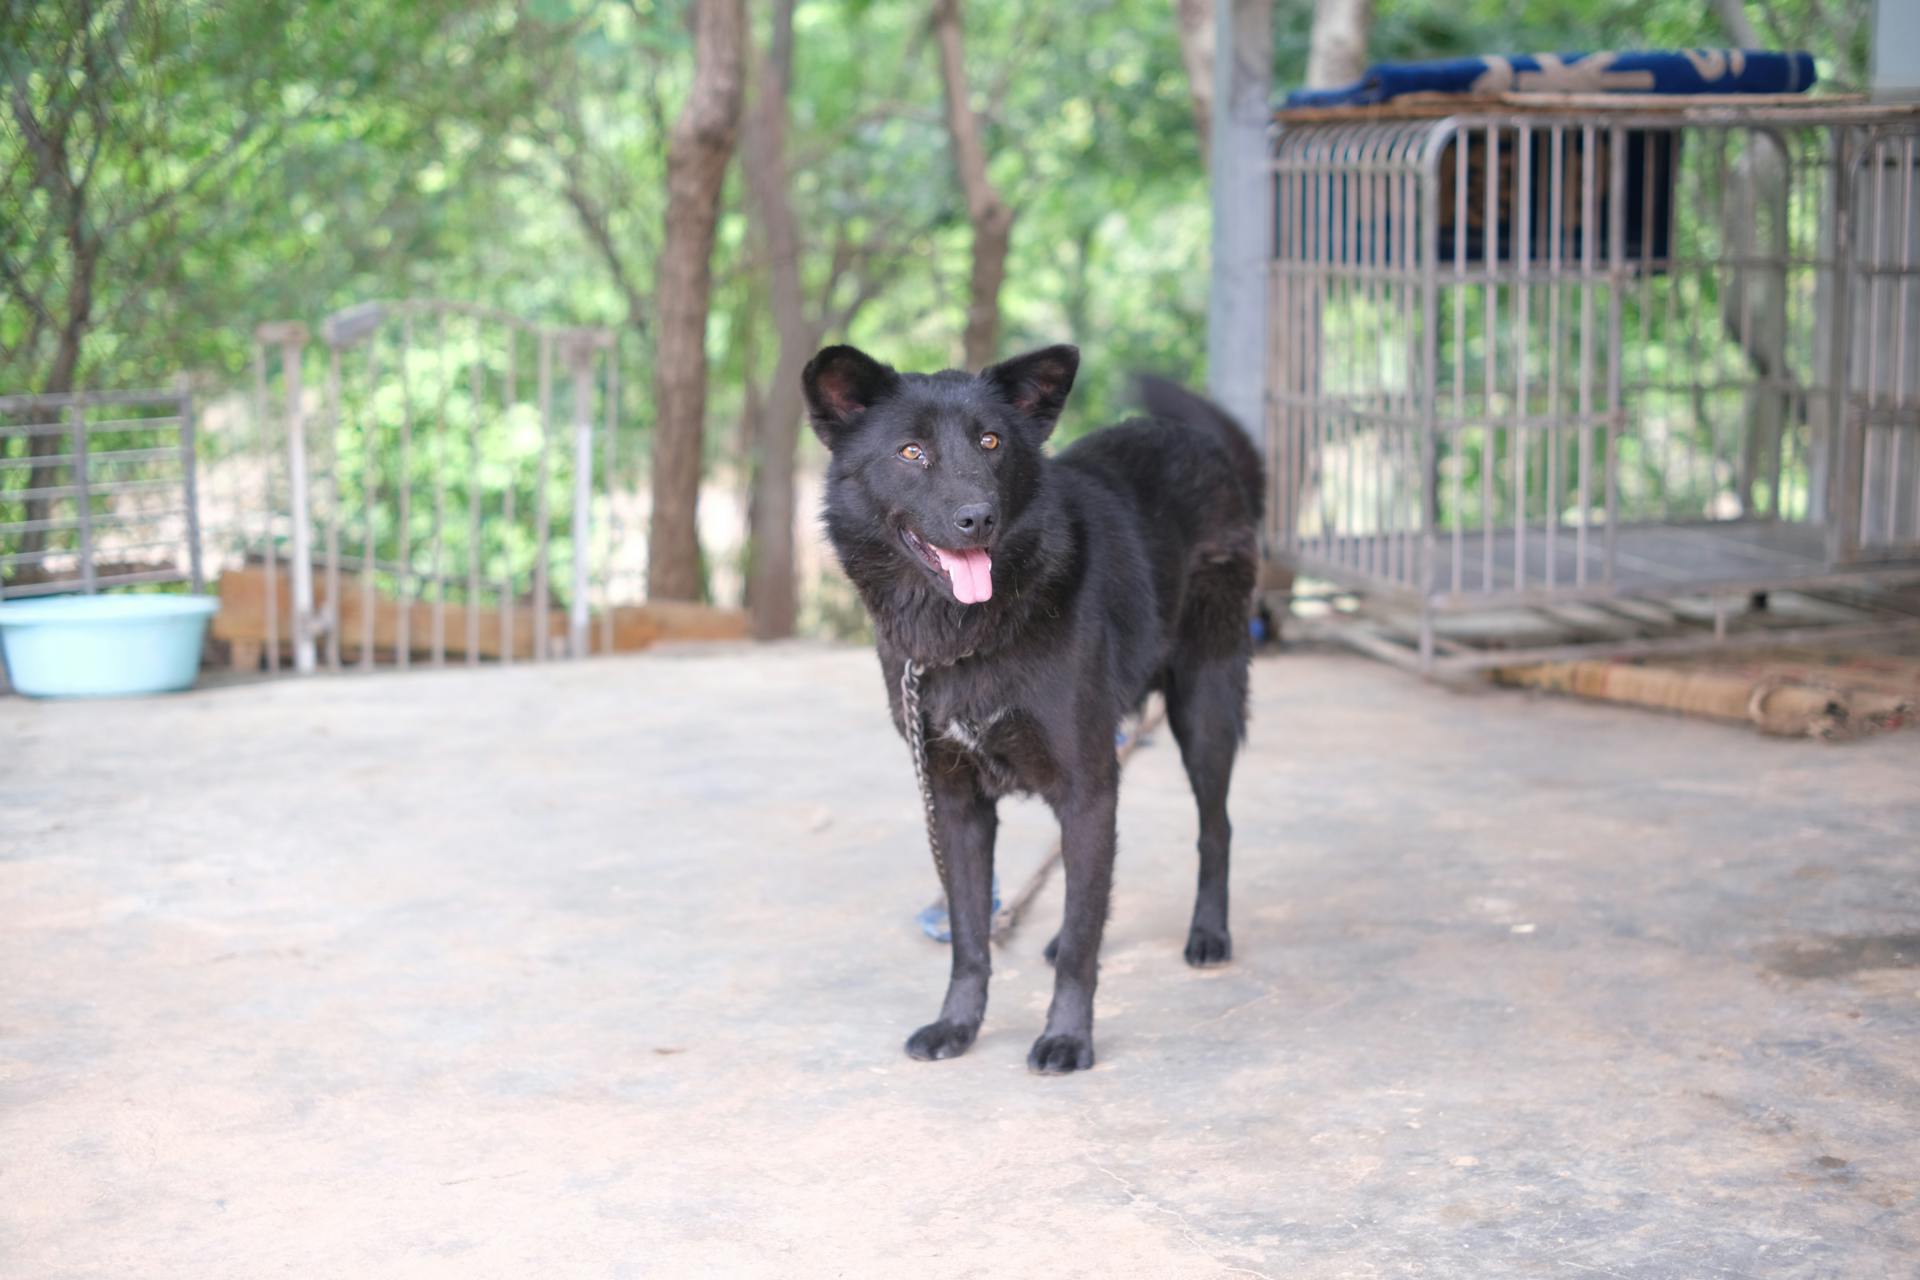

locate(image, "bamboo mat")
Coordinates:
1495 643 1920 742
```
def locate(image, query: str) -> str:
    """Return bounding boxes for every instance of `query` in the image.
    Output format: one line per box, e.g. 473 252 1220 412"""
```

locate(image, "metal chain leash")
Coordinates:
899 659 950 899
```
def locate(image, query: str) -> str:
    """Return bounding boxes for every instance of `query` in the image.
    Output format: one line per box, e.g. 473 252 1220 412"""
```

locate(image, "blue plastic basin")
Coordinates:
0 594 217 698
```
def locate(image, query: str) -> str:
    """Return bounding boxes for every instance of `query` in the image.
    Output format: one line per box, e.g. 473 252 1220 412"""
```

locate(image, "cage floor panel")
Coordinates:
1298 519 1920 601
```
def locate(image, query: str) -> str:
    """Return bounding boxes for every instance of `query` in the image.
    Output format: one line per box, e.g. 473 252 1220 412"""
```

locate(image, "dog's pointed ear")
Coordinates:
982 345 1079 437
802 345 902 448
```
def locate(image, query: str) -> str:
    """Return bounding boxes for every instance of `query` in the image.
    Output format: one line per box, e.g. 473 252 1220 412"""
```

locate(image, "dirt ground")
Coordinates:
3 644 1916 1278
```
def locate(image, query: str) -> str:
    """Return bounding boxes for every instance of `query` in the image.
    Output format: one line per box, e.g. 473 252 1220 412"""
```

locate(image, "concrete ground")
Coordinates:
2 645 1917 1279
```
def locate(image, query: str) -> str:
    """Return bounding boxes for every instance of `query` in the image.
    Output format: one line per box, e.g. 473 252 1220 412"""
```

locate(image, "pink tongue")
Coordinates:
932 546 994 604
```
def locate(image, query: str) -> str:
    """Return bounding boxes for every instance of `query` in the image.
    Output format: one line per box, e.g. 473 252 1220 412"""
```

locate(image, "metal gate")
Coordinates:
245 300 620 674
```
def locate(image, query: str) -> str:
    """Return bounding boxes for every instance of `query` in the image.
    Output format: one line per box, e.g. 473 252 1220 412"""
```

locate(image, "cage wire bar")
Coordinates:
250 301 618 675
1267 100 1920 675
0 386 204 601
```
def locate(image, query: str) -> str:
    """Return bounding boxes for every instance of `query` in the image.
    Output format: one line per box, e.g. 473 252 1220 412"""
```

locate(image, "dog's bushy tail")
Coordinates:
1135 374 1266 524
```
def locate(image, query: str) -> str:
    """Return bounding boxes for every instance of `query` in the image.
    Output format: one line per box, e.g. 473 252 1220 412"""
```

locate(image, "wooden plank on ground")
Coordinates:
611 600 749 647
214 564 748 665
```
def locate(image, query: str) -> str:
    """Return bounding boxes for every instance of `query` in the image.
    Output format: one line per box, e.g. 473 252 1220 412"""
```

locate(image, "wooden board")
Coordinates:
212 564 747 667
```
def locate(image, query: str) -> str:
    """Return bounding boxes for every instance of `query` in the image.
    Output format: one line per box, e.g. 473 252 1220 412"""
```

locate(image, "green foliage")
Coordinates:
6 0 1868 398
3 0 1876 605
1 0 495 391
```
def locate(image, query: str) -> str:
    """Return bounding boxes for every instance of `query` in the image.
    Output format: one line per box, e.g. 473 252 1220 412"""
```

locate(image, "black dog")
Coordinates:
802 343 1262 1074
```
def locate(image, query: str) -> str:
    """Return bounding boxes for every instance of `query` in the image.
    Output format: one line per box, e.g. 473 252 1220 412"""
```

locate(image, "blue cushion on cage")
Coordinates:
1284 50 1818 110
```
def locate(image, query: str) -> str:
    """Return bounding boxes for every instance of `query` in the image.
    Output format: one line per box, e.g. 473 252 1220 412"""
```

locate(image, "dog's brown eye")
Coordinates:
899 443 924 462
979 433 1000 451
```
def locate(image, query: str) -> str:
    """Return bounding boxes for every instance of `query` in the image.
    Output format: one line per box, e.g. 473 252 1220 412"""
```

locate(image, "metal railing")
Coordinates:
249 300 620 675
0 386 204 600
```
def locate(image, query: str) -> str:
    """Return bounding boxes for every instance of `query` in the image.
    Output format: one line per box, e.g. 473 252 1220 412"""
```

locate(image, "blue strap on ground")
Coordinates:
1284 50 1818 110
917 877 1002 943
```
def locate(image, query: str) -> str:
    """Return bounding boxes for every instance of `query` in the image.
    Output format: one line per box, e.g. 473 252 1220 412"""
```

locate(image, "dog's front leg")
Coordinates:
905 760 997 1062
1030 783 1118 1074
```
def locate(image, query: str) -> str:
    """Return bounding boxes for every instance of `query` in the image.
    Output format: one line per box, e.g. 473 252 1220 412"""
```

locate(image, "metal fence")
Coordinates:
1268 100 1920 673
0 387 203 600
243 299 622 675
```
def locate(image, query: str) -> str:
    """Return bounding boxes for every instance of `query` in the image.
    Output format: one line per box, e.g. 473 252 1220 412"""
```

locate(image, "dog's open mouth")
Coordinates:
900 526 994 605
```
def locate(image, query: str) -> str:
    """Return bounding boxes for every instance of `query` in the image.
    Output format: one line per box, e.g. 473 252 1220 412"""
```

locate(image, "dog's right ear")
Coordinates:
802 345 902 448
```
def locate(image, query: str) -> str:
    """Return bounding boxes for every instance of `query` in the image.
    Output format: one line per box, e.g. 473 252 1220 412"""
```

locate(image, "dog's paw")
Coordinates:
1184 924 1232 967
1042 933 1060 965
905 1020 978 1062
1026 1032 1095 1075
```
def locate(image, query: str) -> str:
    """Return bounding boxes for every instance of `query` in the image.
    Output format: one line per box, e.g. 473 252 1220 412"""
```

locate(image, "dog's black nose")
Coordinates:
953 502 996 539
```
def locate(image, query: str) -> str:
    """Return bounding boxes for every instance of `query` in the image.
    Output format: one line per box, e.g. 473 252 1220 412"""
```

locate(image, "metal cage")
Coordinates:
1267 100 1920 673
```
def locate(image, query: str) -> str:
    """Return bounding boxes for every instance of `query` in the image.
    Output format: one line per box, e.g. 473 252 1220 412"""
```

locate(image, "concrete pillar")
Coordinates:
1206 0 1272 444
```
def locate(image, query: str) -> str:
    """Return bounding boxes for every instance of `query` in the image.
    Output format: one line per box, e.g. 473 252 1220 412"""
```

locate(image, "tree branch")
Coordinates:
931 0 1013 366
1747 0 1795 46
785 102 940 172
560 164 651 334
8 86 77 206
71 0 139 197
102 110 271 236
981 8 1051 109
0 247 56 328
1174 0 1213 165
931 0 1002 226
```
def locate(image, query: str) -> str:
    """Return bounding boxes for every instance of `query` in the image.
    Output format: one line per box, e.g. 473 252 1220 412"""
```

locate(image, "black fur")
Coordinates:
803 343 1263 1075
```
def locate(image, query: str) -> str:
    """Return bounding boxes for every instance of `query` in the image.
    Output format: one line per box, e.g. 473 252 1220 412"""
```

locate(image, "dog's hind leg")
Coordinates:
905 760 998 1063
1165 654 1247 967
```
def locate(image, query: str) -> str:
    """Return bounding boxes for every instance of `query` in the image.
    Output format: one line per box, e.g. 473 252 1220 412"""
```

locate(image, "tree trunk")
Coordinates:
932 0 1013 370
1709 0 1761 47
19 215 99 564
1711 0 1791 510
1305 0 1372 90
647 0 746 602
738 370 763 560
742 0 812 639
1173 0 1214 165
1063 221 1096 341
743 345 811 638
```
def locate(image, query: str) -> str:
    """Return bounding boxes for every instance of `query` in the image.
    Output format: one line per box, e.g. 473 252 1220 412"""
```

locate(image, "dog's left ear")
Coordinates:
982 345 1079 437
